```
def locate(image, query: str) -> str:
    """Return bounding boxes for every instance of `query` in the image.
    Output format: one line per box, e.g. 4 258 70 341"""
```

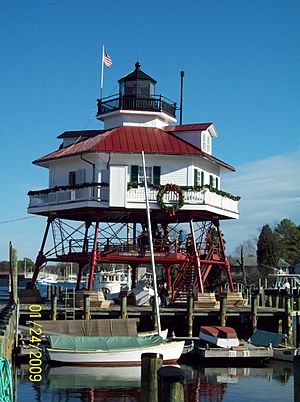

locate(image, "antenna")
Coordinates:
179 71 185 125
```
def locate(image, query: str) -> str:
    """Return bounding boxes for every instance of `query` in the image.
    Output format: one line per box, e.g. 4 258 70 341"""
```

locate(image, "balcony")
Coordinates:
28 184 109 208
28 183 239 219
97 94 177 118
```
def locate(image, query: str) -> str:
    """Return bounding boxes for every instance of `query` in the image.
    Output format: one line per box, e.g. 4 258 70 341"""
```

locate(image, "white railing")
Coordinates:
29 185 109 207
29 184 238 214
127 187 238 213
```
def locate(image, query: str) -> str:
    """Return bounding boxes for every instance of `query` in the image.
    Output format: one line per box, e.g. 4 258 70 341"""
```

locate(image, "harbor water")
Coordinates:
0 283 295 401
17 362 293 401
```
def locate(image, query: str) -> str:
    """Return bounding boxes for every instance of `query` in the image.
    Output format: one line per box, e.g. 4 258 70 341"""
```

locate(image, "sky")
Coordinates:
0 0 299 260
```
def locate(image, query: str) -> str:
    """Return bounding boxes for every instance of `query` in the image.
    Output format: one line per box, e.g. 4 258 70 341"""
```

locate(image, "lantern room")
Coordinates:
96 62 177 129
119 61 156 97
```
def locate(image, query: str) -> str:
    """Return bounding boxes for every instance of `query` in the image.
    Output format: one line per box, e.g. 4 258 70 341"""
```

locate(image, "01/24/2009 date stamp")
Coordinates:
28 304 43 382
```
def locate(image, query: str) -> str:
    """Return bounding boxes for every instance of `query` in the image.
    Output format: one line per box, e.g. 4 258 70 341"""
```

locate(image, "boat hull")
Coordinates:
47 340 185 366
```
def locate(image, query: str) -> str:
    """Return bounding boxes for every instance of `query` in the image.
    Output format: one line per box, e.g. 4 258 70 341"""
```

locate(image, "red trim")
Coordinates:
49 358 179 367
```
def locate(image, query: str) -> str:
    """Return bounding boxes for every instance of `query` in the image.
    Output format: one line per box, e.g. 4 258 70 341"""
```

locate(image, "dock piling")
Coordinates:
220 295 227 326
121 295 127 319
141 352 163 402
11 247 18 304
158 366 185 402
83 294 91 320
152 298 157 332
187 293 194 337
51 294 57 320
251 294 258 333
284 296 292 344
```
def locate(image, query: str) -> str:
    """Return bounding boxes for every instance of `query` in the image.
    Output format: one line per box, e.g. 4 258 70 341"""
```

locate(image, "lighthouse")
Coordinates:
28 62 239 298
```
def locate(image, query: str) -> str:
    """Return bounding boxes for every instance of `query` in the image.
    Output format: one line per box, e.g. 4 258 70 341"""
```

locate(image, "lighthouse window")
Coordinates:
68 169 86 185
131 165 160 185
139 166 152 184
202 133 211 154
209 175 219 189
194 169 204 186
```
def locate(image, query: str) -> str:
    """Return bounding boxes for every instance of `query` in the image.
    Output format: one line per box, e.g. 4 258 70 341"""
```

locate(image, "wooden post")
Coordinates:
296 312 300 348
46 285 51 301
284 296 292 344
187 293 193 337
267 294 272 308
152 298 158 332
274 291 279 309
220 295 227 327
51 294 57 320
11 247 18 304
295 358 300 402
296 288 300 311
121 295 127 320
141 353 163 402
158 366 185 402
84 294 91 320
251 294 258 333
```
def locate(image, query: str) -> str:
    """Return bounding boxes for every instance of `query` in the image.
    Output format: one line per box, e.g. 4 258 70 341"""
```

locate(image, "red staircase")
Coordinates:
171 241 227 301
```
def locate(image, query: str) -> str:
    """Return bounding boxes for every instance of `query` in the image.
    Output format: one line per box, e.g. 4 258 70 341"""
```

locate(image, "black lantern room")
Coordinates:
97 62 176 119
118 61 157 98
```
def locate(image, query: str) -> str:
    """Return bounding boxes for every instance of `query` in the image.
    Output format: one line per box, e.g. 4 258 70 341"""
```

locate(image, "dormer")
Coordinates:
165 123 217 155
57 130 104 148
96 62 177 130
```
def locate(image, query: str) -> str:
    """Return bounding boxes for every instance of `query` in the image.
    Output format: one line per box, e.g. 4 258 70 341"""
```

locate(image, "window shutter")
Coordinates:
216 177 219 189
209 175 213 186
194 169 198 186
131 165 138 182
201 171 204 186
153 166 161 185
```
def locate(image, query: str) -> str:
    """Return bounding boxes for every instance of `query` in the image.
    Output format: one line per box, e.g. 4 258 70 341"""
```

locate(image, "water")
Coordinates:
0 283 294 400
17 362 293 402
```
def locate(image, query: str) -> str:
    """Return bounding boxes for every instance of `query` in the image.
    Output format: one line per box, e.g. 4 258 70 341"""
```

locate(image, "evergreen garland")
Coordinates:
127 182 240 201
28 182 108 196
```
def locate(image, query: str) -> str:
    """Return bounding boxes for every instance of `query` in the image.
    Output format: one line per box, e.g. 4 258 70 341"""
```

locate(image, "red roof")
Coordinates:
164 123 212 132
34 125 235 171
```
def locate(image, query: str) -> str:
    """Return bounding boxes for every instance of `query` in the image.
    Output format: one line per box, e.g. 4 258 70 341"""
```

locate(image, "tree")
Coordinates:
18 258 35 273
257 224 280 277
274 219 300 263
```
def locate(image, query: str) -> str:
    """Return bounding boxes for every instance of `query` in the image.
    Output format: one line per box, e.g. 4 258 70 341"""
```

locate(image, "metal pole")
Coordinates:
179 71 184 125
100 45 104 99
141 151 161 336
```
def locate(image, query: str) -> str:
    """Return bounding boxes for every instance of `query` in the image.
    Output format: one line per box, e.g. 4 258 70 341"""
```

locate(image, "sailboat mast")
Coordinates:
141 151 162 336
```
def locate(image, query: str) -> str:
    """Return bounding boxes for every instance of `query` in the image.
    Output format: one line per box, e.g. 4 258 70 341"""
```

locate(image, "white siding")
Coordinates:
47 152 221 190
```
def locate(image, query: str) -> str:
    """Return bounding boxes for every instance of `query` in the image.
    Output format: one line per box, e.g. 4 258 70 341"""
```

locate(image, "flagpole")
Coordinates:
100 45 104 99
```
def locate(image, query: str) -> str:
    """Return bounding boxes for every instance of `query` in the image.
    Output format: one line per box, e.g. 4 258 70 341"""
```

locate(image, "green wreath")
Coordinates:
157 183 185 216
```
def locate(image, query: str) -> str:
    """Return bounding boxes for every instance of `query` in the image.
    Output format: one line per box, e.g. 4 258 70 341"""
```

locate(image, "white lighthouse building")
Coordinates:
28 62 239 297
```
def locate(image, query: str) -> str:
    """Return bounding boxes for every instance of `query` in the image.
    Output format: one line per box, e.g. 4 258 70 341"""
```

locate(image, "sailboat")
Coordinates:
46 152 184 366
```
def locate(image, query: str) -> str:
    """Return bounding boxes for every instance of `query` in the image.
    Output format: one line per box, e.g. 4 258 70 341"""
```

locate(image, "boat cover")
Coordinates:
250 330 284 347
48 334 163 351
37 319 138 336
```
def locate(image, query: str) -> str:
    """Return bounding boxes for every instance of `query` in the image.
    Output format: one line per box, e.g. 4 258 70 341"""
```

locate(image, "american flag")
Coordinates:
103 51 112 68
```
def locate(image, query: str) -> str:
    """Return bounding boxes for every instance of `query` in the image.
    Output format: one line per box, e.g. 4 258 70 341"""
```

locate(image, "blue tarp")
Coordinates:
250 330 284 347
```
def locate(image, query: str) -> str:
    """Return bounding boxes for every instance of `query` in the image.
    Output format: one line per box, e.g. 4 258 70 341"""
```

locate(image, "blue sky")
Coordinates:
0 0 299 260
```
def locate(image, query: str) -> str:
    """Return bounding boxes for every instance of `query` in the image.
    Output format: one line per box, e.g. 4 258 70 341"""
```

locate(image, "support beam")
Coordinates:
166 265 171 290
88 220 99 291
215 220 234 292
30 217 53 288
